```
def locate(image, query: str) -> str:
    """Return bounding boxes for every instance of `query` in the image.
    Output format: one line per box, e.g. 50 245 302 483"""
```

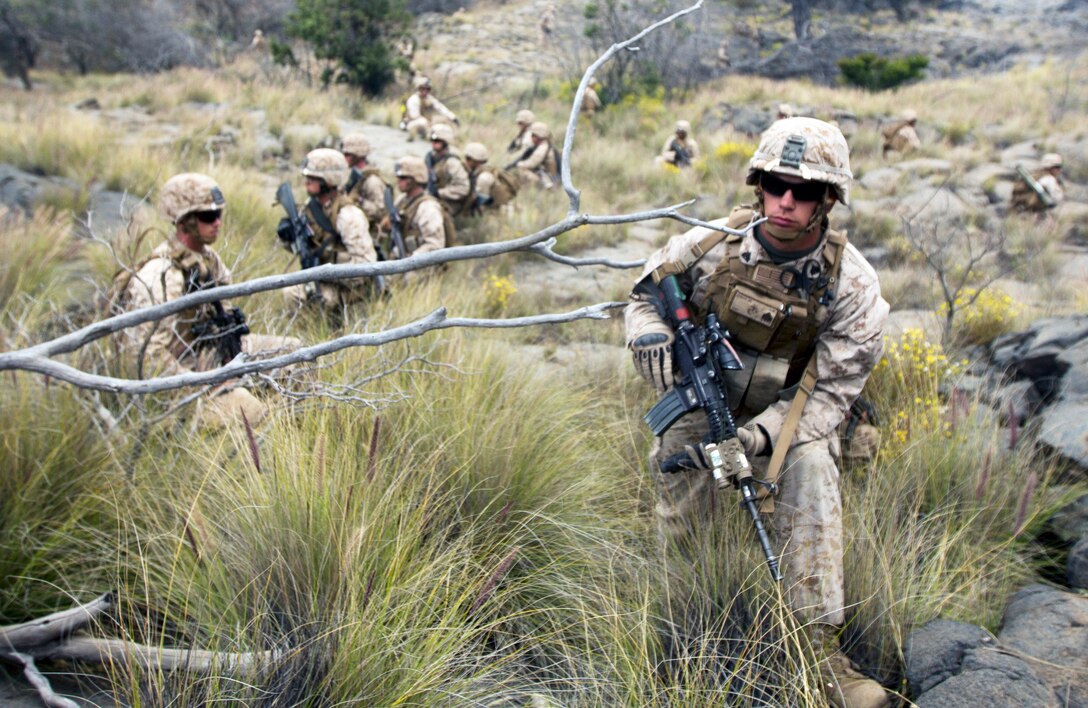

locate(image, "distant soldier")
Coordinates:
508 109 536 154
660 120 700 168
249 29 266 52
582 78 602 119
716 40 731 69
426 123 473 217
340 133 388 237
389 156 457 282
403 76 459 141
881 109 921 159
511 121 560 189
539 3 555 43
464 142 518 214
776 103 795 121
281 149 378 310
119 173 298 427
396 35 418 79
1011 152 1065 213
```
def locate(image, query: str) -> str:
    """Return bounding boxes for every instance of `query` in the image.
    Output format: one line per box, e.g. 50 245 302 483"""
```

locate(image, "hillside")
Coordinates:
1 1 1088 705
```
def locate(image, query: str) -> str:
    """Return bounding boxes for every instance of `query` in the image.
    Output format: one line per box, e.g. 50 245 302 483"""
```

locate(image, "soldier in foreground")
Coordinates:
625 118 890 708
120 173 298 427
1011 152 1065 213
464 142 518 213
426 124 473 217
659 120 699 168
507 109 535 154
341 132 388 237
387 155 455 282
403 76 459 141
510 121 560 189
881 109 921 158
279 149 378 311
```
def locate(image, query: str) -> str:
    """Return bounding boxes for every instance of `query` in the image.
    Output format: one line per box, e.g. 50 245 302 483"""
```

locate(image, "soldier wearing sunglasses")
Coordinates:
115 173 300 429
625 118 890 708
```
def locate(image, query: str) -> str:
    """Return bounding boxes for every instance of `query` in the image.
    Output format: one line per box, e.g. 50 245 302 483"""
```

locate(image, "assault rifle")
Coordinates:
185 269 249 366
669 139 692 168
383 185 408 260
424 153 439 197
504 144 534 171
1016 164 1057 209
275 182 321 269
636 274 783 582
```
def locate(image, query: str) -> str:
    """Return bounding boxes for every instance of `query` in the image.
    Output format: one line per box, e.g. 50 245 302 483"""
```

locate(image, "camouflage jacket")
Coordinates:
625 209 889 447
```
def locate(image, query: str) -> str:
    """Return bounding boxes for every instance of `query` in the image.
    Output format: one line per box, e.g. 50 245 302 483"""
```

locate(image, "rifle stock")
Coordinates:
637 274 783 582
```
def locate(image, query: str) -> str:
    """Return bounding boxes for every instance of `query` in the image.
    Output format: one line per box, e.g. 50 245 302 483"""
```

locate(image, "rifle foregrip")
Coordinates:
658 450 701 474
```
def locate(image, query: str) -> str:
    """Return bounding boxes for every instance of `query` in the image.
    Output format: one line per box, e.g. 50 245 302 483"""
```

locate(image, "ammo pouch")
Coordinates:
723 285 788 350
722 347 793 417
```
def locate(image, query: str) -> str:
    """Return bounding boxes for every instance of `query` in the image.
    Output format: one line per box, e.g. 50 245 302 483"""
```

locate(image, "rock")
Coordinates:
1037 402 1088 468
730 105 770 137
0 163 79 216
1067 536 1088 590
74 97 100 110
1001 140 1046 165
962 162 1014 193
914 647 1058 706
858 167 901 195
986 379 1042 424
905 619 996 695
281 123 330 154
999 584 1088 706
1055 202 1088 244
894 186 972 226
1046 494 1088 547
895 158 955 176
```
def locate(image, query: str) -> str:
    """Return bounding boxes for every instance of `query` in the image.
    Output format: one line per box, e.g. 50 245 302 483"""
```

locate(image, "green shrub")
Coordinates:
838 52 929 92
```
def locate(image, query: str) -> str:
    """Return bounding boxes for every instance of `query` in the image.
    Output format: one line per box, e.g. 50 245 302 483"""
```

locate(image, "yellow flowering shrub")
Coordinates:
939 287 1021 346
483 272 517 313
866 328 969 446
712 141 758 164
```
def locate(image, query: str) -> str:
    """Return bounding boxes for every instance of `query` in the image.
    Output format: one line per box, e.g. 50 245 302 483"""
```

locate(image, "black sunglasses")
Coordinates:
759 172 826 203
195 210 223 224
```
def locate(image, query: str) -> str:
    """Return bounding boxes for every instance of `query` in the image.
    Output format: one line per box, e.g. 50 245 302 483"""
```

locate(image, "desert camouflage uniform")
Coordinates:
627 212 887 624
405 88 457 140
660 134 699 166
582 84 602 118
394 187 454 283
346 167 388 234
285 192 376 307
430 152 473 216
881 113 920 158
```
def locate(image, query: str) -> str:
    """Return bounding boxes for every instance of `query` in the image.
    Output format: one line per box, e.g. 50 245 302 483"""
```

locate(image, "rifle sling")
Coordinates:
759 354 819 513
306 199 341 257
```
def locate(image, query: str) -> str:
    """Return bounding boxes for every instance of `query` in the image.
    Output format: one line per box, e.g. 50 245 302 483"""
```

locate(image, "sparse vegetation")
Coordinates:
0 12 1086 705
839 52 930 91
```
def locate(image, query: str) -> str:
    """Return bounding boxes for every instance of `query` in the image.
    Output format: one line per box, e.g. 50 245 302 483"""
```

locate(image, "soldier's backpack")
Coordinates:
489 167 519 206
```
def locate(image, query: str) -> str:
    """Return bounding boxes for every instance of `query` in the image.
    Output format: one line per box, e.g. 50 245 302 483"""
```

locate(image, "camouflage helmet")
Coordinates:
516 109 535 125
301 148 350 188
429 123 456 145
414 75 432 89
159 173 226 224
675 120 692 134
776 103 794 119
530 121 551 140
464 142 490 163
901 108 918 123
1041 152 1063 169
746 117 853 205
394 155 429 185
340 132 371 157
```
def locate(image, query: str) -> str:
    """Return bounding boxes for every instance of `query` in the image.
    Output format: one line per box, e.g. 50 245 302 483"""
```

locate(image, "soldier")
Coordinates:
881 109 921 159
281 148 378 310
539 3 555 43
388 155 456 282
120 173 299 427
511 121 560 189
340 132 388 236
776 103 795 121
464 142 518 213
507 109 536 154
660 120 700 168
426 123 473 217
249 29 266 52
716 39 731 69
625 118 890 708
1011 152 1065 213
582 78 602 119
403 76 459 141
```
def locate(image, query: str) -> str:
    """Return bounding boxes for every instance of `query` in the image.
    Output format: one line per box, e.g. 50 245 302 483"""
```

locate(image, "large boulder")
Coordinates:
906 618 1057 706
999 584 1088 705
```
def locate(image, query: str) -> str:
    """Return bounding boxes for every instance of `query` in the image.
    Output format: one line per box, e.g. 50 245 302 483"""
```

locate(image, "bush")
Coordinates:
838 52 929 92
939 287 1021 346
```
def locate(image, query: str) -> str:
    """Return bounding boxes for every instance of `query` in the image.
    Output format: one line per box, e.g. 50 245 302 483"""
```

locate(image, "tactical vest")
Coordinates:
305 193 353 264
346 166 385 201
402 192 457 251
653 207 847 413
432 153 474 216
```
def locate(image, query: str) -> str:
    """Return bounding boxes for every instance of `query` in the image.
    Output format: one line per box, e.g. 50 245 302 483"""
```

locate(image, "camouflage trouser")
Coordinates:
652 413 845 626
284 281 372 310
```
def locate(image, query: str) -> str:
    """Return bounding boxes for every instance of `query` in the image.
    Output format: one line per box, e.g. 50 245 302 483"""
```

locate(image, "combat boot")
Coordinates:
809 624 889 708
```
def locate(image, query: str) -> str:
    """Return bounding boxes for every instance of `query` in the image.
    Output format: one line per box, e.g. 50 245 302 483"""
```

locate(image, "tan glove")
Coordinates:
631 332 674 393
736 425 769 457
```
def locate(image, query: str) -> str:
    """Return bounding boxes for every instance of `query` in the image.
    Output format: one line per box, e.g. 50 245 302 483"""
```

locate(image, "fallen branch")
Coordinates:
0 593 111 651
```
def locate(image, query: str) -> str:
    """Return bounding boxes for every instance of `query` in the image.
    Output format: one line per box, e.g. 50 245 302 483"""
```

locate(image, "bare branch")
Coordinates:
26 637 282 674
3 652 79 708
528 238 646 269
0 593 111 651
